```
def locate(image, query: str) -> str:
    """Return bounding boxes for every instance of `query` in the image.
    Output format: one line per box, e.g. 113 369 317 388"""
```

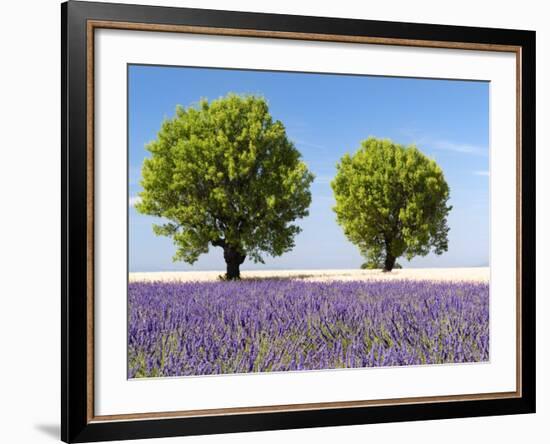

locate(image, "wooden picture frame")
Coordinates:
62 1 536 442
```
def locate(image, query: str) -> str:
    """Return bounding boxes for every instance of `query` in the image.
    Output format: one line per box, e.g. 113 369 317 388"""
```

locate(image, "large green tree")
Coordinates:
331 137 452 272
136 94 314 279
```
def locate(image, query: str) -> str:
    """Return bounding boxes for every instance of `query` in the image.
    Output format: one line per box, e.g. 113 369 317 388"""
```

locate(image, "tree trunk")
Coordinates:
383 253 396 272
383 237 396 272
223 245 246 280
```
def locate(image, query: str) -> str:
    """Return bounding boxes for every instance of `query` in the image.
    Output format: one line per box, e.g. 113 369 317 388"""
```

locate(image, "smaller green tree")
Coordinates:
331 137 452 272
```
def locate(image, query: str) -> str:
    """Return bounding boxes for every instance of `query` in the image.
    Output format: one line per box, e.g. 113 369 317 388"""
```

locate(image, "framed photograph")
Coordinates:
61 1 535 442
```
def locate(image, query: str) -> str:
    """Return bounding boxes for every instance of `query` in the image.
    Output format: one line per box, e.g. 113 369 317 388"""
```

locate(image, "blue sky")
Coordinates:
128 65 489 272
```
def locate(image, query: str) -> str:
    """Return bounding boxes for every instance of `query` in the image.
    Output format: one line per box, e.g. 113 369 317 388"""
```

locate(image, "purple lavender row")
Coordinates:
128 279 489 378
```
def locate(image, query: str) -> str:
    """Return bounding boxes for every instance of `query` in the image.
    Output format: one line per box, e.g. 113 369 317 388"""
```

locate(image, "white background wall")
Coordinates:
0 0 547 443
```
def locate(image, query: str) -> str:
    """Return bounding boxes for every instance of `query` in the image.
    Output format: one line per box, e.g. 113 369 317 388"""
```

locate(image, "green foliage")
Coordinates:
136 94 314 268
332 137 452 271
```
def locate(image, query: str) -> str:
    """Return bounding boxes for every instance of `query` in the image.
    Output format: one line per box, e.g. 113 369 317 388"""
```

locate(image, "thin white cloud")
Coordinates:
314 175 333 185
473 170 490 177
433 140 487 156
398 129 487 157
293 138 327 151
129 196 142 207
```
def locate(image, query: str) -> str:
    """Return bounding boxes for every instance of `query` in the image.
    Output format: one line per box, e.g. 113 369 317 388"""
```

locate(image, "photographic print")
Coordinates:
62 4 535 441
127 65 490 379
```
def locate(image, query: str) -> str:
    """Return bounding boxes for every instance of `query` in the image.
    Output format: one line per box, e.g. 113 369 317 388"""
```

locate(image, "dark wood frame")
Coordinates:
62 1 536 442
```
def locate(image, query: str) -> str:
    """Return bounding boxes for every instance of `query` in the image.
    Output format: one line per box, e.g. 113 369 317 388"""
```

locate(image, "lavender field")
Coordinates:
128 279 489 378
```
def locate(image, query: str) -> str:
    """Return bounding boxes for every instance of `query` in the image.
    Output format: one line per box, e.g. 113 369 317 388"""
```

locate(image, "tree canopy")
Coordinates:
331 137 452 271
136 94 314 279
